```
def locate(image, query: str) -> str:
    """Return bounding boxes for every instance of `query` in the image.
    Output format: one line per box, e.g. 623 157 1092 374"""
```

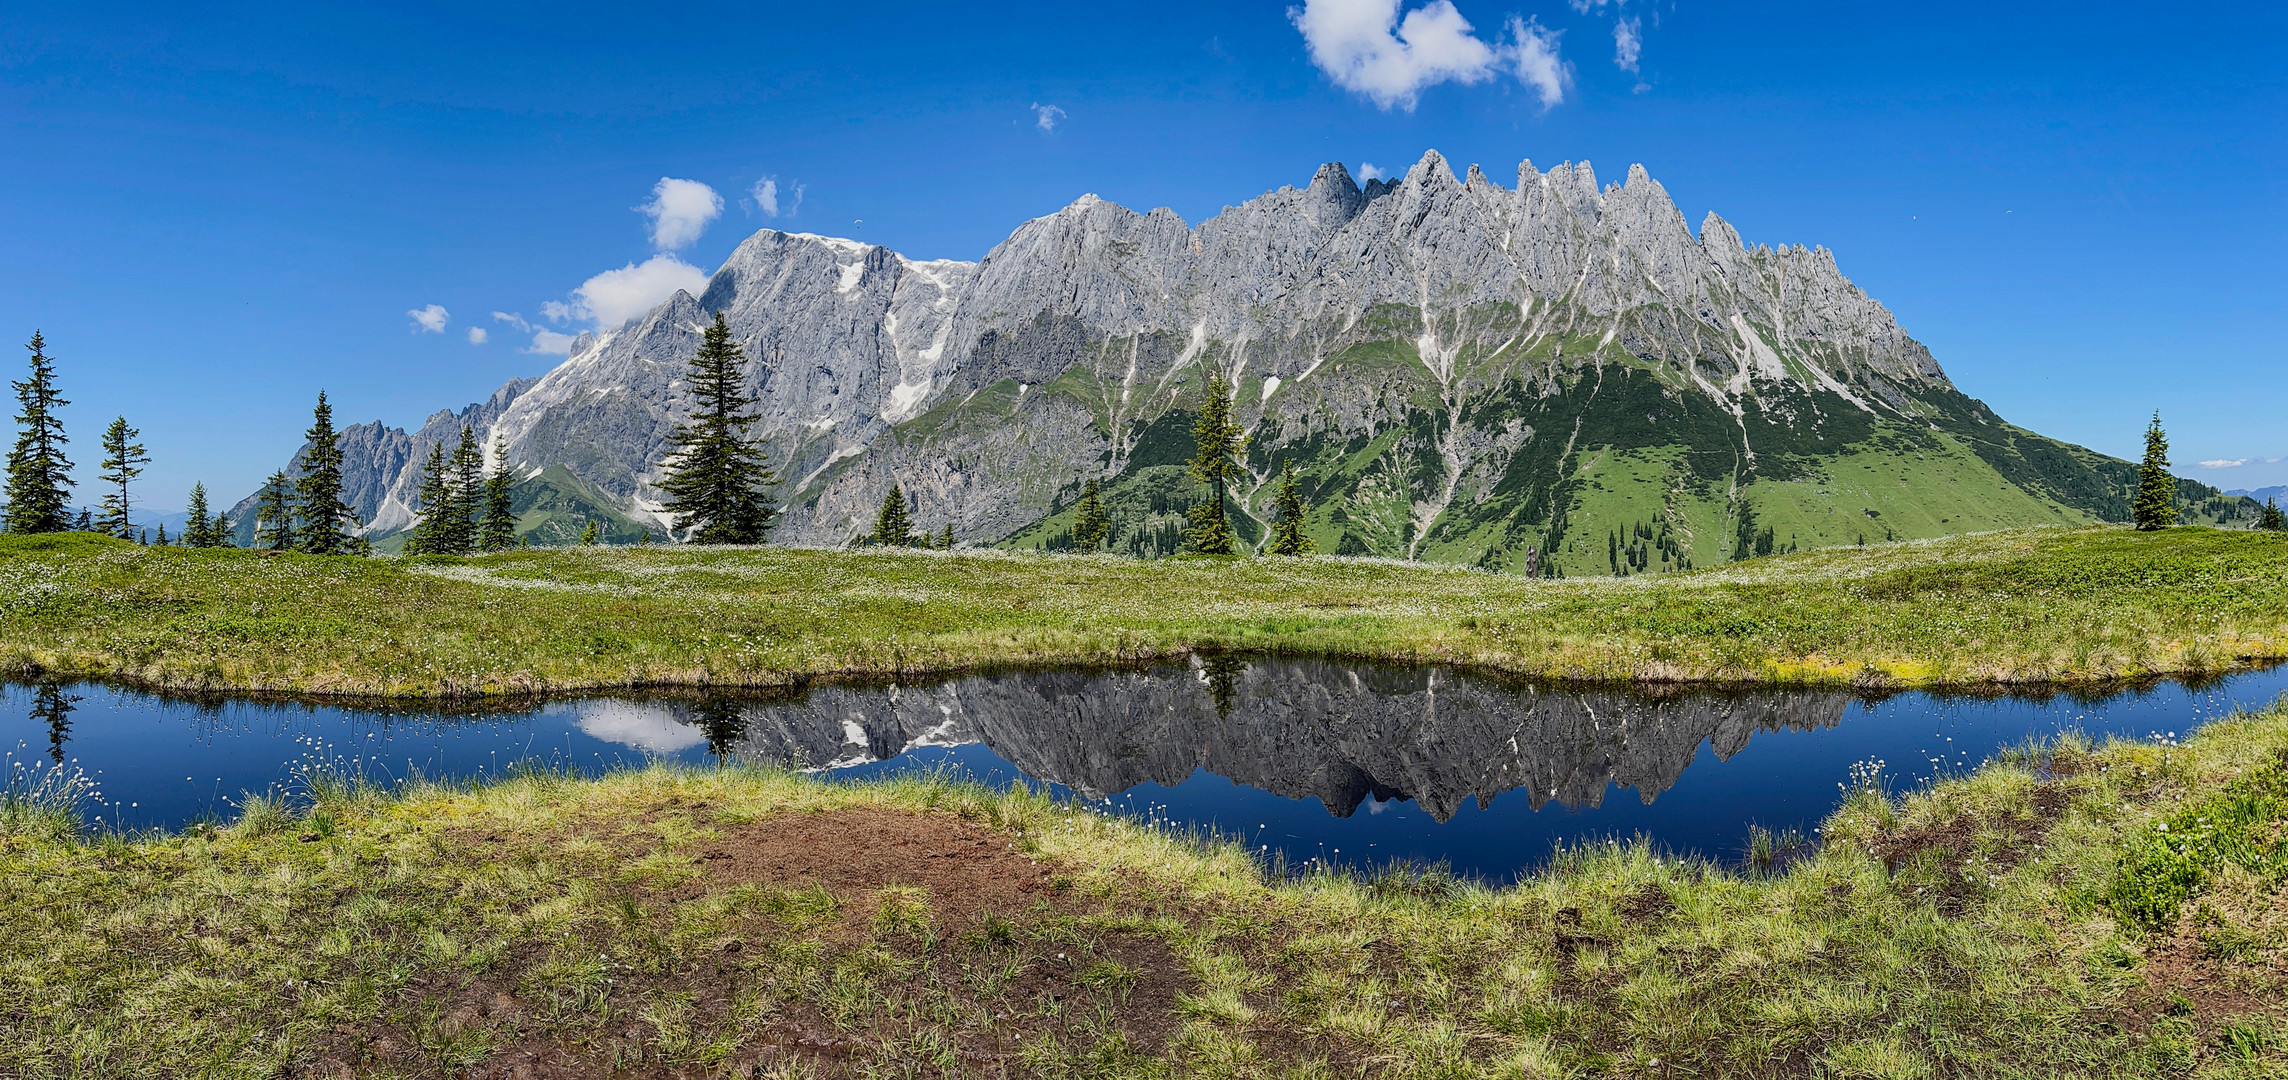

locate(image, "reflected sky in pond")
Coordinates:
6 659 2285 882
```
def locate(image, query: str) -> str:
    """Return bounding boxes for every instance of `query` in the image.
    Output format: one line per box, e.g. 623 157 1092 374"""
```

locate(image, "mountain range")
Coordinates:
234 150 2258 572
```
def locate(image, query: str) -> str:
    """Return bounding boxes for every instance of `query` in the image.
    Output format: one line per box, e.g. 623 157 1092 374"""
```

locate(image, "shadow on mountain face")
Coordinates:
678 659 1852 821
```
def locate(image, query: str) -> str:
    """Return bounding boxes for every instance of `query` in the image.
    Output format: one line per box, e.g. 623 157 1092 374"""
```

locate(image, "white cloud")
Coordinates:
1031 102 1067 132
525 330 580 355
466 327 488 345
496 310 582 355
1289 0 1569 111
639 177 723 251
406 304 450 333
2202 459 2248 469
551 254 710 330
1507 16 1569 108
1613 15 1641 74
1358 162 1385 182
751 177 780 218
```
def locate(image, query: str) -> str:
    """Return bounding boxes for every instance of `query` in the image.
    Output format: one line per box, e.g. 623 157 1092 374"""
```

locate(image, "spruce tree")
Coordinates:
579 519 601 545
937 522 954 550
1183 369 1245 556
4 331 73 534
477 436 518 551
658 312 779 543
2260 497 2285 532
211 510 232 547
96 416 148 539
71 508 91 532
872 485 914 547
293 392 359 554
2131 411 2177 531
1268 461 1314 556
155 523 169 546
183 483 214 547
404 441 451 555
254 471 297 550
1071 478 1111 551
441 425 483 554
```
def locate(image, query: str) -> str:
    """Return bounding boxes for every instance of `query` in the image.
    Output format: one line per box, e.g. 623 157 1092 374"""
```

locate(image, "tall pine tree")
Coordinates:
2131 411 2177 531
254 471 297 551
4 331 73 534
96 416 148 539
1183 369 1245 556
404 441 452 555
872 485 915 547
1071 478 1110 551
443 425 484 553
2260 497 2284 532
183 482 215 547
1268 462 1314 556
658 312 779 543
477 436 518 551
293 392 358 554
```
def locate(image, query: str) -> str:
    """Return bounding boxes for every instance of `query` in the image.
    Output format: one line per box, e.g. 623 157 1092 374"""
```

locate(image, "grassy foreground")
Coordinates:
3 526 2287 697
5 697 2287 1077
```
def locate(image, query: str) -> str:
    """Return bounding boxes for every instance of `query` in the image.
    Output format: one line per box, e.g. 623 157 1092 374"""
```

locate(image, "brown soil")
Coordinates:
292 808 1201 1080
1870 782 2072 914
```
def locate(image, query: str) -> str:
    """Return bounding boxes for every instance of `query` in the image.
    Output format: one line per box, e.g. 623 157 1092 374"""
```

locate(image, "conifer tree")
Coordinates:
71 508 91 532
2260 497 2285 532
2131 412 2177 531
155 523 168 546
293 392 359 554
96 416 148 539
1070 478 1110 551
477 436 518 551
872 485 914 547
1268 461 1314 556
4 331 73 534
211 510 232 547
404 441 451 555
658 312 779 543
183 483 215 547
1183 369 1245 555
579 519 601 545
254 471 297 550
441 425 483 554
938 522 954 550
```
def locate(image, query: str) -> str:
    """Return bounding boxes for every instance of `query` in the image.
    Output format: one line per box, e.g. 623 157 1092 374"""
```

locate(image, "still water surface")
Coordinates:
7 659 2285 882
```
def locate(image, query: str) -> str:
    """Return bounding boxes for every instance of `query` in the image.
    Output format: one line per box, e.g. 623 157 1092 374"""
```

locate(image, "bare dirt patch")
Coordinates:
296 808 1201 1080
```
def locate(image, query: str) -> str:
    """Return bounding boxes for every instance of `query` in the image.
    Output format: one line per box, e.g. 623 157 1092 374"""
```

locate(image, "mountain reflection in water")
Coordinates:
697 659 1852 821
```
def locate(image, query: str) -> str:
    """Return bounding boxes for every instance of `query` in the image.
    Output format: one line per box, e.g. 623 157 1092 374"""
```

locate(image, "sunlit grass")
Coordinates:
3 525 2285 698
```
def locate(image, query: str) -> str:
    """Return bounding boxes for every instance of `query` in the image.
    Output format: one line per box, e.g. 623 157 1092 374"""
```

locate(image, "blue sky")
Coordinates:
3 0 2283 508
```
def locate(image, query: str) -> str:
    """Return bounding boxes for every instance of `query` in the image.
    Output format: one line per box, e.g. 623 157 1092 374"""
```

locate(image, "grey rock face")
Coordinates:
690 658 1850 821
284 151 1950 548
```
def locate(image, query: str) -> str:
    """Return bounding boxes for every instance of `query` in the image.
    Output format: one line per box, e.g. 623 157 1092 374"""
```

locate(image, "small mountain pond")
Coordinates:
8 658 2286 882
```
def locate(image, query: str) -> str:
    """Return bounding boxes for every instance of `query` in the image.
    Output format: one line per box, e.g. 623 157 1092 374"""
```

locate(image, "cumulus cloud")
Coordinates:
639 177 723 251
542 254 711 331
1289 0 1569 111
751 177 780 217
406 304 449 333
2201 456 2285 469
1031 102 1066 132
466 327 488 345
495 310 583 355
1358 162 1385 182
1613 15 1641 73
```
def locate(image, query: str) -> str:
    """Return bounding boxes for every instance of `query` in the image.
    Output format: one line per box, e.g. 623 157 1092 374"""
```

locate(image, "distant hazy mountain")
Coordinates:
239 150 2259 566
2227 485 2286 505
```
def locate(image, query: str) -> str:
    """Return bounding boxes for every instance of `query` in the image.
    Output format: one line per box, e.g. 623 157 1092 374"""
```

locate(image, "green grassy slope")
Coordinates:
3 526 2285 697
